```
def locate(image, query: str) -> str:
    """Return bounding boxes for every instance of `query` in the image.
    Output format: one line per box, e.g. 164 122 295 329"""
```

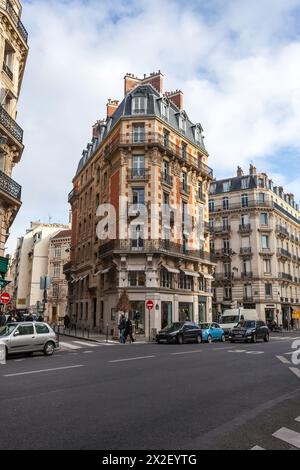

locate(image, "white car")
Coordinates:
0 322 59 358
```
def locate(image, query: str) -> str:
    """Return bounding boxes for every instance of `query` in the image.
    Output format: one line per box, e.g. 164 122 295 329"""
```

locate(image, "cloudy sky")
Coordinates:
7 0 300 252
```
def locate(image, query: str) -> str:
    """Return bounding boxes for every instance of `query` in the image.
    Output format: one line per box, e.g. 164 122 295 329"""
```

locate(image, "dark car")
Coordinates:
229 320 269 343
156 322 202 344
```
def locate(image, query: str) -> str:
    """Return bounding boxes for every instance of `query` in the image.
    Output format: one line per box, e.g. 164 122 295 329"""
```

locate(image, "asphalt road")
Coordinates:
0 335 300 450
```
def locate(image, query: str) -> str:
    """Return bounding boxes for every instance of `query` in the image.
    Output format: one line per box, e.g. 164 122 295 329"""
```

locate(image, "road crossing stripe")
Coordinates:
228 350 246 353
3 365 84 377
272 427 300 448
59 341 81 350
289 367 300 379
73 341 100 347
109 355 155 363
251 445 265 450
170 350 203 355
276 355 291 364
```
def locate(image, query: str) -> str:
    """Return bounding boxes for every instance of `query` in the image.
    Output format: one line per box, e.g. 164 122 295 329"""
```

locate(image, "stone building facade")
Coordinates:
65 71 214 337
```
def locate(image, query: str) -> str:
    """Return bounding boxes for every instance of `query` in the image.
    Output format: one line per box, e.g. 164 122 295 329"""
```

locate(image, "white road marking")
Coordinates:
272 427 300 448
276 355 291 364
284 352 294 355
295 416 300 422
251 445 265 450
14 359 26 362
212 346 234 350
59 341 81 350
73 341 100 348
289 367 300 379
228 350 246 353
109 355 155 363
83 351 93 354
3 365 84 377
170 350 203 356
246 351 264 355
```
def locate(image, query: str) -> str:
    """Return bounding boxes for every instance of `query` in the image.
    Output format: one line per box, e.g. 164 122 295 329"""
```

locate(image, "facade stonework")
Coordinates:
65 71 214 337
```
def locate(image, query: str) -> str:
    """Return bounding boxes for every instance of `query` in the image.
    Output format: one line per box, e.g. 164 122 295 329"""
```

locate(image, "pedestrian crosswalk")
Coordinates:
58 340 115 351
251 416 300 450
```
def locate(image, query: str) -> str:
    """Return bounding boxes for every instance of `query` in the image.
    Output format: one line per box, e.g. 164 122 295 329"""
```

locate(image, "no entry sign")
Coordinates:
146 300 154 310
0 292 11 304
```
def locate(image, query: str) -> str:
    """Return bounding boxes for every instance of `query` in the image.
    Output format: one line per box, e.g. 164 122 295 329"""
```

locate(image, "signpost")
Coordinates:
146 300 154 342
0 292 11 304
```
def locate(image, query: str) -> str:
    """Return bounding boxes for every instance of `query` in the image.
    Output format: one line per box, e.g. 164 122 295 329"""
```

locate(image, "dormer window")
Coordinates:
132 96 146 114
194 125 203 144
161 101 169 120
179 115 186 133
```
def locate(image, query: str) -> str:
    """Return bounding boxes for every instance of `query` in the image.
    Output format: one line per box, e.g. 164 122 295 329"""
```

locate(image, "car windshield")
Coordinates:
238 320 256 328
0 324 17 337
162 322 184 332
200 323 210 329
220 315 239 323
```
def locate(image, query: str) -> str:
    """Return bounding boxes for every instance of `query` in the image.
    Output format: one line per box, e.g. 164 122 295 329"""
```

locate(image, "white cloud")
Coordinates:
7 0 300 251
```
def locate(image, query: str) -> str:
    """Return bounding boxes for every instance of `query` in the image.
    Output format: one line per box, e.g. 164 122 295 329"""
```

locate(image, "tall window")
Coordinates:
261 235 269 249
224 262 230 275
179 115 186 133
259 192 265 203
209 199 215 212
163 130 169 147
180 142 187 159
132 188 144 205
241 177 250 189
160 269 170 288
263 259 271 273
129 271 145 286
194 126 202 144
161 101 169 120
131 225 144 249
241 193 248 207
223 197 229 209
163 160 170 183
224 286 232 299
54 245 61 258
209 183 216 195
265 283 272 296
198 181 203 200
3 41 14 80
132 124 145 143
53 264 60 277
241 213 249 226
222 217 229 230
132 96 146 114
223 239 230 253
222 181 230 192
181 172 187 192
132 155 145 177
260 212 268 225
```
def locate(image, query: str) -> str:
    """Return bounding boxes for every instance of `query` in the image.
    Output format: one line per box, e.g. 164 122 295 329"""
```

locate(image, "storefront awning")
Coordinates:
180 269 200 277
161 265 180 274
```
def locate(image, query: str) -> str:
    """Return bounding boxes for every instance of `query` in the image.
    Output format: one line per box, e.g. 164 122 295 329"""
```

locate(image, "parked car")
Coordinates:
0 322 59 358
156 322 202 344
199 322 226 343
229 320 269 343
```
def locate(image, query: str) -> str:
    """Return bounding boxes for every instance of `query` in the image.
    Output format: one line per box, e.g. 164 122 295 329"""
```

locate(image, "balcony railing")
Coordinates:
103 132 213 179
243 296 253 302
278 272 293 281
128 168 149 181
2 62 13 80
211 225 231 234
98 239 213 262
241 271 253 279
0 104 23 143
240 247 252 255
0 1 28 43
213 249 233 258
0 169 21 201
239 223 251 232
276 225 289 238
162 173 173 186
210 199 273 213
214 273 233 281
277 248 292 259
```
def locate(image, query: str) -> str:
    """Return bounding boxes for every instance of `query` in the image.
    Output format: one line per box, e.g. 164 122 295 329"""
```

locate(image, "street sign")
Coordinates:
0 292 11 304
146 300 154 310
0 279 11 288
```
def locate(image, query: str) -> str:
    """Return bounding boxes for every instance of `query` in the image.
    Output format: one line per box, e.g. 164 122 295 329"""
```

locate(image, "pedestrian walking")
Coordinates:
26 312 33 322
118 314 126 344
124 318 135 343
64 314 70 328
0 312 6 326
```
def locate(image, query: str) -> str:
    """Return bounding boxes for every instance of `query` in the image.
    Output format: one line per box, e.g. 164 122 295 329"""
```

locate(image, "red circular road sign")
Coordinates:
0 292 11 304
146 300 154 310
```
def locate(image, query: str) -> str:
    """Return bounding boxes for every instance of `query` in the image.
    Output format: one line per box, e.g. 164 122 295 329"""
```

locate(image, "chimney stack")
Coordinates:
237 166 244 177
142 70 164 94
106 99 119 118
124 73 141 96
165 89 183 111
249 164 257 176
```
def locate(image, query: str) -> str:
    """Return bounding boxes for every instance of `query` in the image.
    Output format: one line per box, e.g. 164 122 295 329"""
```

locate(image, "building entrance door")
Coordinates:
161 302 172 329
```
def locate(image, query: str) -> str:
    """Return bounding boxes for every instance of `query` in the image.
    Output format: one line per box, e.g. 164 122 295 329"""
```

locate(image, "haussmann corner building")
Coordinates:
0 0 28 280
65 71 215 338
210 165 300 328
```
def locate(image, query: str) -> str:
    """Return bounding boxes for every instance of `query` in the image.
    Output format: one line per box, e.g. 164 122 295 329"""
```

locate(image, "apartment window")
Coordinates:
260 212 268 225
160 269 170 288
163 191 169 210
131 224 144 249
52 284 59 298
3 41 14 80
179 274 193 290
263 259 271 273
222 217 229 230
161 101 169 120
209 183 216 195
181 172 187 192
241 177 250 189
265 283 272 296
222 181 230 192
223 239 230 253
132 96 146 114
0 154 4 172
243 259 251 274
53 264 60 277
259 192 265 203
179 115 186 133
132 155 145 177
163 130 169 147
194 126 202 144
198 181 203 200
210 239 215 253
241 213 249 226
224 286 232 299
261 235 269 249
209 199 215 212
241 193 248 207
224 262 230 275
163 160 170 183
132 124 145 143
129 271 145 287
180 142 187 160
223 197 229 209
244 284 252 299
95 193 100 208
54 245 61 258
132 188 144 205
241 236 250 248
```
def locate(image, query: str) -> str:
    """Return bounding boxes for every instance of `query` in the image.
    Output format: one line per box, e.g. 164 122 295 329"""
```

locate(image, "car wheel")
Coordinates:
177 335 184 345
220 334 226 342
196 335 202 344
156 340 161 344
264 334 269 342
207 335 213 344
252 334 257 344
43 341 55 356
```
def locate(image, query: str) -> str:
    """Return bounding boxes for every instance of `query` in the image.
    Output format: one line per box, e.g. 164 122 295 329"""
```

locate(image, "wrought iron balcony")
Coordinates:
277 248 292 259
214 272 233 281
241 271 253 279
211 225 231 235
240 247 252 255
210 199 273 213
0 105 23 143
239 223 251 232
0 169 21 201
278 272 293 281
128 168 149 181
1 1 28 43
2 62 13 80
276 225 289 238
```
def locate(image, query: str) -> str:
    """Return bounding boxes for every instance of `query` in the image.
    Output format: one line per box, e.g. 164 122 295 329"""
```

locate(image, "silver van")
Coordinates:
0 322 59 358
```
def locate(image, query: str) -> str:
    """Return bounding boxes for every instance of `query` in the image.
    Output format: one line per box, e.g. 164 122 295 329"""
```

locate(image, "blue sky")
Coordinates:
6 0 300 252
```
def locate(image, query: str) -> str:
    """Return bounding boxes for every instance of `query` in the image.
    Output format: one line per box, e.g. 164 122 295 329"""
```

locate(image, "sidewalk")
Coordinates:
270 329 300 338
56 327 148 344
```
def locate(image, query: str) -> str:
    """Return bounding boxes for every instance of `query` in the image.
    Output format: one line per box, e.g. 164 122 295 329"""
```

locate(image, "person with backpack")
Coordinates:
124 318 135 343
118 314 126 344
